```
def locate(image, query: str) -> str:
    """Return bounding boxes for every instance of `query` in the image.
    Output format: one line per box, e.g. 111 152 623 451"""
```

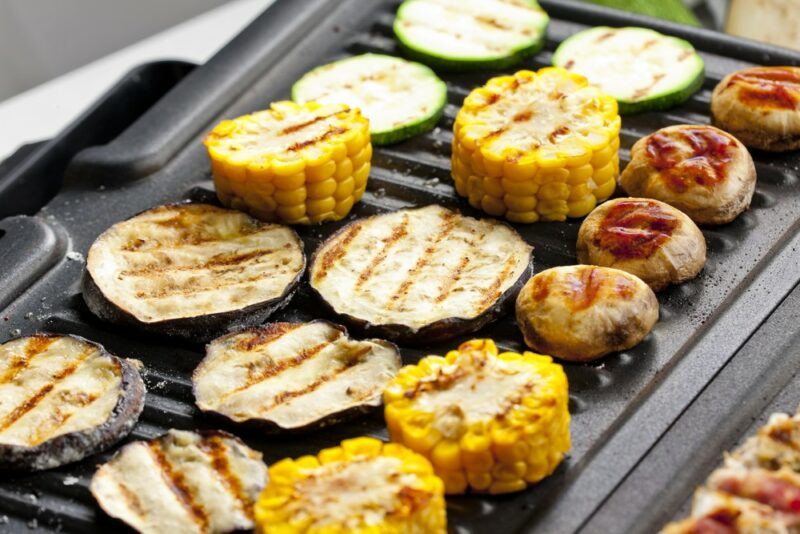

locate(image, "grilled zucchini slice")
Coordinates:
383 339 570 494
254 437 447 533
91 429 267 534
711 67 800 152
292 54 447 145
205 101 371 224
193 321 401 431
0 334 144 471
83 203 305 341
452 68 621 222
552 26 704 114
394 0 549 70
308 205 533 344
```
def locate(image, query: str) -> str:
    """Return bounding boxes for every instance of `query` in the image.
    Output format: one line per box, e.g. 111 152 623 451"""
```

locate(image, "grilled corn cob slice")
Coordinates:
205 101 371 225
253 437 446 533
451 68 621 222
383 339 570 494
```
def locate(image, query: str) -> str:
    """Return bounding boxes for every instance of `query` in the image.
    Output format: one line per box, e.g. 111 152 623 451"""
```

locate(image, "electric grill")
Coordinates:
2 1 800 532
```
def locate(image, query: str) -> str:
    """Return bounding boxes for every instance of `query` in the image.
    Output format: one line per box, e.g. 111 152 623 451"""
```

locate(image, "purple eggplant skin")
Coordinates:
307 212 535 346
0 334 145 472
192 320 402 433
81 269 303 343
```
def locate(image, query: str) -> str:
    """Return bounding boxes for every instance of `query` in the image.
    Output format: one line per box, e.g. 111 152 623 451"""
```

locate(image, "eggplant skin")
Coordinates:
81 203 306 342
308 205 534 346
0 334 145 472
193 320 402 432
82 270 300 343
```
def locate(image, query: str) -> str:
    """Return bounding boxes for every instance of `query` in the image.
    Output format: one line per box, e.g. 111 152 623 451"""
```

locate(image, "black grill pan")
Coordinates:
2 1 800 532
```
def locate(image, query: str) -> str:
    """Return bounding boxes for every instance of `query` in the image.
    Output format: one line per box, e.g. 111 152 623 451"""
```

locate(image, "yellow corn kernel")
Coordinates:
204 100 370 224
383 339 571 494
451 68 620 222
254 438 446 533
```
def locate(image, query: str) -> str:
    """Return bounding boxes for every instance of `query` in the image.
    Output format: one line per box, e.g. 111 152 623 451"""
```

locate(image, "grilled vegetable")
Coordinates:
205 101 371 224
729 412 800 472
663 487 793 533
383 339 570 494
707 466 800 517
0 334 144 471
711 67 800 152
83 203 305 341
620 125 756 225
577 198 706 291
451 68 621 222
393 0 549 71
91 429 268 534
552 27 704 114
308 205 533 344
292 54 447 145
193 321 402 431
516 265 658 362
253 436 446 533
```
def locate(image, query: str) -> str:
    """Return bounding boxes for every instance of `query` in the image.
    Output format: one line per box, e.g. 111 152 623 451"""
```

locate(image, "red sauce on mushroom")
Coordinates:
687 510 738 534
728 67 800 110
646 127 735 193
596 200 679 259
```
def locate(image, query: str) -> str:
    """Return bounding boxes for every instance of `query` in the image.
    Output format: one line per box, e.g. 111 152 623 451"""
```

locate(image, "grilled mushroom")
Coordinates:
308 205 533 344
193 321 402 431
516 265 658 362
577 198 706 291
90 429 268 534
620 125 756 225
83 203 305 341
0 334 144 471
711 66 800 152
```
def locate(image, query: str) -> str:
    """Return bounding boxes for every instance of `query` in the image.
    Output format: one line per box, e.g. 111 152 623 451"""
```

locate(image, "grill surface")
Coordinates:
2 1 800 532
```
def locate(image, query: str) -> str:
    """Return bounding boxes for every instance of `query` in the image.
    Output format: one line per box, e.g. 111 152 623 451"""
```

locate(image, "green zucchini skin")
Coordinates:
291 53 447 145
552 26 705 115
393 0 550 71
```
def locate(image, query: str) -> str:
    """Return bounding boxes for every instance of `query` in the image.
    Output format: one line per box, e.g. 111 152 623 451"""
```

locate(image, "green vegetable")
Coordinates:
393 0 550 71
552 26 704 114
582 0 701 27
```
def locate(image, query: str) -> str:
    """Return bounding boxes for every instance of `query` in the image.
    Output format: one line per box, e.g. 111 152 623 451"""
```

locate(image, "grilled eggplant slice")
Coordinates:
0 334 144 471
91 429 268 534
308 205 534 344
83 203 306 341
193 321 401 431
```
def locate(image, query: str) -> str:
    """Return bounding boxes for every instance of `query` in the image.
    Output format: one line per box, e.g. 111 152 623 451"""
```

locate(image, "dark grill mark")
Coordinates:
134 271 279 300
224 340 335 399
28 390 101 446
261 347 372 411
548 126 570 143
200 436 254 519
114 479 146 519
481 126 508 142
234 323 301 352
121 248 279 277
313 223 363 283
354 217 409 288
0 336 59 385
387 212 457 310
479 256 518 308
288 126 347 152
0 348 95 433
595 31 615 43
281 109 347 135
121 222 267 253
475 15 511 31
435 256 471 303
513 110 533 122
148 442 210 531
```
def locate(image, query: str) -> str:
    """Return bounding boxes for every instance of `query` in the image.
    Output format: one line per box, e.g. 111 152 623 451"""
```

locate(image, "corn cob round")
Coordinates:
451 67 621 222
383 339 571 495
253 437 447 533
204 101 372 225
